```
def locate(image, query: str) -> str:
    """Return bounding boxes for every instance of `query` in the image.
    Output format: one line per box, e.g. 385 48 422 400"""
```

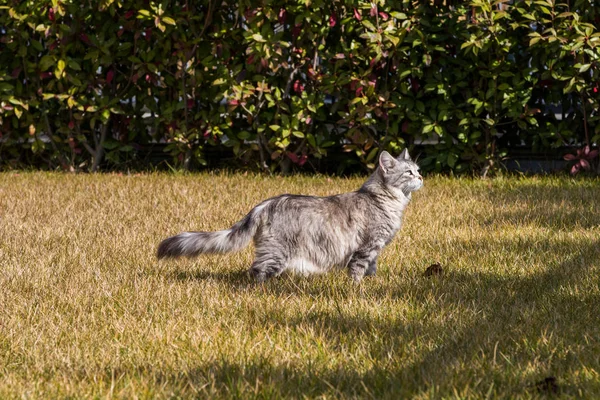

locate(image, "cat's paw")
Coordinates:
364 265 377 277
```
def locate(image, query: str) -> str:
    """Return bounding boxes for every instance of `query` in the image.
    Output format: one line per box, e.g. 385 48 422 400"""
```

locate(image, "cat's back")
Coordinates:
264 190 364 214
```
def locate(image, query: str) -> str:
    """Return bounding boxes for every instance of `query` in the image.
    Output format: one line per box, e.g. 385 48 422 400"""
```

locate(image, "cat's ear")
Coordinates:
379 151 397 173
398 148 412 161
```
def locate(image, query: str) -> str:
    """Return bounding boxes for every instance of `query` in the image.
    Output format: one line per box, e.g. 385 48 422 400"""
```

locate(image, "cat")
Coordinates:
157 149 423 282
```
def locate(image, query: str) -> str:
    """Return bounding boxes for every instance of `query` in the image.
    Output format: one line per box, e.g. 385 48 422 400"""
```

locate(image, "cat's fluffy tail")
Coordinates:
157 200 269 259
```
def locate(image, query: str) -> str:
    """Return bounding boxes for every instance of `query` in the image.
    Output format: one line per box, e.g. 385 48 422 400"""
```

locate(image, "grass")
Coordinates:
0 172 599 399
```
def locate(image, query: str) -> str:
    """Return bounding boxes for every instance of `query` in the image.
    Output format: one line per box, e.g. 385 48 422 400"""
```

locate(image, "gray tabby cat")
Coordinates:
157 149 422 282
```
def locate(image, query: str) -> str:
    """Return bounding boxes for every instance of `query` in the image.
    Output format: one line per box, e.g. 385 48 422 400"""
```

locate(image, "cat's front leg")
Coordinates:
365 258 378 277
348 246 382 282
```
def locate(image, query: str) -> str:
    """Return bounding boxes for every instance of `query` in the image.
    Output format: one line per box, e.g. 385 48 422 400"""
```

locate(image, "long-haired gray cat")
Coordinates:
157 150 422 282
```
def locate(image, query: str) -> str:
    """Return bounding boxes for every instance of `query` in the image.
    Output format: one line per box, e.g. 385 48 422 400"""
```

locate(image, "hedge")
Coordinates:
0 0 599 174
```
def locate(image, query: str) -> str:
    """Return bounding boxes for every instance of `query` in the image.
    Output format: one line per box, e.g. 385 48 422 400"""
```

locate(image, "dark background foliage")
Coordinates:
0 0 599 174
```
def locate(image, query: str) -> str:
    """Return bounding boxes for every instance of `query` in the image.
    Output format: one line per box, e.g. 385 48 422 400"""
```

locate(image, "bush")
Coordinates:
1 0 599 174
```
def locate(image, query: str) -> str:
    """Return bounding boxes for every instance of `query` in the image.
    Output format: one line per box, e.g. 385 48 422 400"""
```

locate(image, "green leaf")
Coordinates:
102 139 120 150
39 55 55 71
579 64 591 73
362 20 376 31
162 16 176 25
55 59 66 78
0 83 14 92
67 59 81 71
269 125 281 131
366 147 378 161
292 131 305 138
447 153 458 168
390 12 407 20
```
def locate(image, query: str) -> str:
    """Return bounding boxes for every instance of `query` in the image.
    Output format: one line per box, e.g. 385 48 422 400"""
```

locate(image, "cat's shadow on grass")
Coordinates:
164 265 390 297
167 268 253 287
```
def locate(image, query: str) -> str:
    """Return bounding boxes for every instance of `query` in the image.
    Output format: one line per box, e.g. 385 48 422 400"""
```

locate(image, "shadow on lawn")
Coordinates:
483 181 600 230
154 236 599 397
394 238 600 397
168 269 252 287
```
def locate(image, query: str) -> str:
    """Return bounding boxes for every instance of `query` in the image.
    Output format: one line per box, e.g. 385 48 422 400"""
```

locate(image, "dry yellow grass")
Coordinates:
0 172 599 399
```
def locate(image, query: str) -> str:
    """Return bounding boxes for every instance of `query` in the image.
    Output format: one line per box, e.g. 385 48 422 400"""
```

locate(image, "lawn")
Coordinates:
1 172 599 399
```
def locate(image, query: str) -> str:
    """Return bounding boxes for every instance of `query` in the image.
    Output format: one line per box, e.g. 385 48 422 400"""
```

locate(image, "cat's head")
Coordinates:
378 149 423 195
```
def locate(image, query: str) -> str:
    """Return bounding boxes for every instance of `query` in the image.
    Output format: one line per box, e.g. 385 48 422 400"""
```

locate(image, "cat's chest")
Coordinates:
369 210 404 241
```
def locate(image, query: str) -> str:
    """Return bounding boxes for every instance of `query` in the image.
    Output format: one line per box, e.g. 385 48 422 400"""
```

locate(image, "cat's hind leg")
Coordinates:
248 243 288 283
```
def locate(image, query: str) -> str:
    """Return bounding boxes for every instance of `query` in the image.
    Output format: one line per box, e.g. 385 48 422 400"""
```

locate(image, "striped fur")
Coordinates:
157 150 423 282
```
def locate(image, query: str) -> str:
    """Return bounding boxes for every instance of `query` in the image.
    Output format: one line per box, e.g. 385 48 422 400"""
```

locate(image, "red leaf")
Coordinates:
379 12 389 21
106 70 114 84
287 152 299 163
293 79 304 93
329 14 337 27
124 10 135 19
370 5 377 17
298 154 308 166
353 8 362 21
588 150 599 159
563 153 576 161
292 24 302 39
48 7 55 22
594 87 599 93
187 99 194 109
571 164 580 174
11 67 22 78
402 120 410 133
79 33 90 44
583 145 591 156
278 9 286 24
580 159 590 169
411 78 420 93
